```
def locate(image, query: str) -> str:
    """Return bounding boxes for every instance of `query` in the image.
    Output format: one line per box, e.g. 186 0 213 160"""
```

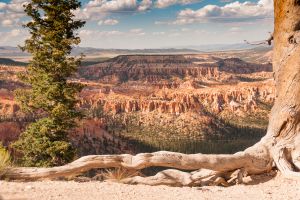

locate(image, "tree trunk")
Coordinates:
3 0 300 186
264 0 300 176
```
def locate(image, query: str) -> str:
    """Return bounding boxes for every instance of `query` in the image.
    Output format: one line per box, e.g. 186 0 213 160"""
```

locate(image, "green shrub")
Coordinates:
0 143 11 176
12 118 75 167
12 0 85 167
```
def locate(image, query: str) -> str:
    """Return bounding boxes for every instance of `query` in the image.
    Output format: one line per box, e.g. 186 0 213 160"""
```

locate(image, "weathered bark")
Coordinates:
4 145 272 181
2 0 300 186
263 0 300 177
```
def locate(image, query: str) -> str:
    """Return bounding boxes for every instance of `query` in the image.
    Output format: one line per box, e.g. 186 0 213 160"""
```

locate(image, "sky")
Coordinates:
0 0 274 49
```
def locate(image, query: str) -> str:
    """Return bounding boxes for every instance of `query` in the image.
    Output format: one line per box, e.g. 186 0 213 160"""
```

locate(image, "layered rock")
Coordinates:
80 80 275 115
0 53 276 147
78 55 272 84
0 89 20 118
217 58 272 74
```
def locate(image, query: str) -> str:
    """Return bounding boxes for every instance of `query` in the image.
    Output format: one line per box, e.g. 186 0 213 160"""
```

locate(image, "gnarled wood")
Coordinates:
4 145 272 181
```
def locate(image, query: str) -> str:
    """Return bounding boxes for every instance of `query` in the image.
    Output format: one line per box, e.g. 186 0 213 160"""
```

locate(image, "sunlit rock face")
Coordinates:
0 51 275 153
78 55 272 84
77 54 273 115
84 83 274 115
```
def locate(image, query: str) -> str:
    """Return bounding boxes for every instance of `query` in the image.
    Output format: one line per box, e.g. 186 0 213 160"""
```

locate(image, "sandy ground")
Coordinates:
0 174 299 200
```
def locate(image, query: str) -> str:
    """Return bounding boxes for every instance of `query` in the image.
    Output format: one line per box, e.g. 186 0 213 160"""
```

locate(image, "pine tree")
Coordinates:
12 0 85 167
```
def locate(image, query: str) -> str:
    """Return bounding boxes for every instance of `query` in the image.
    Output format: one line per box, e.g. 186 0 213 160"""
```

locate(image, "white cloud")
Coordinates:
10 29 22 36
6 0 29 12
0 3 7 10
79 30 123 37
79 28 146 38
129 28 146 36
0 0 29 27
1 19 14 27
75 0 205 22
156 0 201 8
172 0 273 25
138 0 153 11
181 28 190 32
229 26 242 32
154 21 167 25
152 31 165 35
86 0 138 12
98 19 119 25
0 29 28 45
220 0 234 2
169 32 180 37
130 28 143 33
75 0 152 21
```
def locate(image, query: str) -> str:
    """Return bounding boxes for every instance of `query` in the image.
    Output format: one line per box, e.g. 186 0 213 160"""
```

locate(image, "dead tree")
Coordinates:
3 0 300 186
244 32 274 45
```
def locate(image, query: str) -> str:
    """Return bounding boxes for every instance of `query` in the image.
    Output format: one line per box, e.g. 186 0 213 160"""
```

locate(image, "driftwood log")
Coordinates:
3 0 300 186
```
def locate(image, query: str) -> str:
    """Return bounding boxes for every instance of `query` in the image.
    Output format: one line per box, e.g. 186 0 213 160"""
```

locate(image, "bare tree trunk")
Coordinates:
263 0 300 176
3 0 300 186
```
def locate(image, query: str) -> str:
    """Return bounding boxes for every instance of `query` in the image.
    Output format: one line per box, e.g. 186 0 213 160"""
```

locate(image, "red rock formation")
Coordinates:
0 54 276 147
0 122 23 146
80 80 275 115
78 55 271 84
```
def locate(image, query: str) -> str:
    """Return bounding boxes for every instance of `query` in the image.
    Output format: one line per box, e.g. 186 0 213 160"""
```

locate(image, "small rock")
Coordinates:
242 176 254 184
25 185 34 190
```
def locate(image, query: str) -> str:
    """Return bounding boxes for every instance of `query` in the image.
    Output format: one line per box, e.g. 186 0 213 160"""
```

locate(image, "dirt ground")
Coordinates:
0 174 299 200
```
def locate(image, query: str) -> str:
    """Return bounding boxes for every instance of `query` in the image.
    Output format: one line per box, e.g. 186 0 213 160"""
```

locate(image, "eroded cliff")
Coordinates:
0 52 275 154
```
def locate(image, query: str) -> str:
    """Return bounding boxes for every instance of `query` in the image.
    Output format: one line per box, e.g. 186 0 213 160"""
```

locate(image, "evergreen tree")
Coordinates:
12 0 85 167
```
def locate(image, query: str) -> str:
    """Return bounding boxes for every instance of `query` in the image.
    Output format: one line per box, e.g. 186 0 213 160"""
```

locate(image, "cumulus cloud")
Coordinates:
79 30 123 38
129 28 146 36
169 32 180 37
156 0 201 9
219 0 234 2
0 0 29 27
75 0 205 21
229 26 242 32
75 0 153 21
138 0 153 11
0 29 29 45
1 19 14 27
79 28 146 38
0 0 152 27
98 19 119 25
172 0 274 25
86 0 138 12
152 31 165 35
0 3 7 10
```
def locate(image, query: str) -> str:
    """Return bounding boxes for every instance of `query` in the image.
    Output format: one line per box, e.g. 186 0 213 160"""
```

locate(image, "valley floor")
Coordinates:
0 174 299 200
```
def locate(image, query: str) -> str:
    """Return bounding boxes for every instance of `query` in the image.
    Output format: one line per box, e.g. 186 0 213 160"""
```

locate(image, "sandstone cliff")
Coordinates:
80 80 275 115
78 55 272 84
0 52 275 154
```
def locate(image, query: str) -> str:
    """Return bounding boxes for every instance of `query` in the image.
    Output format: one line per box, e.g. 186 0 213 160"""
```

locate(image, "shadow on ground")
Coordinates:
244 173 277 185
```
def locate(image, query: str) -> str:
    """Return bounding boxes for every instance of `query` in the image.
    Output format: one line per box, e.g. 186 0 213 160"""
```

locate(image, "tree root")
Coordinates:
273 148 300 179
3 143 273 182
121 168 248 187
2 140 300 186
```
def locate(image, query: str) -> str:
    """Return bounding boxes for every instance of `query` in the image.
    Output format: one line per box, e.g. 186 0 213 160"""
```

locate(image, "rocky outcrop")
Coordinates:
78 55 272 84
80 81 275 115
0 122 22 146
0 53 276 147
217 58 272 74
0 89 20 118
79 65 220 83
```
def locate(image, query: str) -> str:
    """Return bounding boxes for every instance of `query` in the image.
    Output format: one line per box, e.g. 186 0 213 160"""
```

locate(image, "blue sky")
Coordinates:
0 0 274 49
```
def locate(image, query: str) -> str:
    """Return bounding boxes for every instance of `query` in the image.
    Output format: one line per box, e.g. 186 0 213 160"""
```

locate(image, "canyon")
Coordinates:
0 48 274 155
